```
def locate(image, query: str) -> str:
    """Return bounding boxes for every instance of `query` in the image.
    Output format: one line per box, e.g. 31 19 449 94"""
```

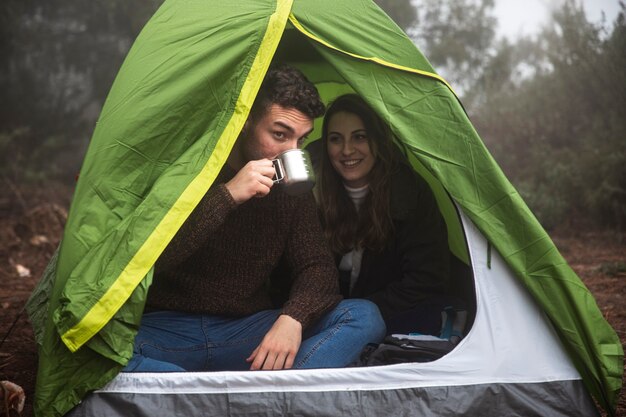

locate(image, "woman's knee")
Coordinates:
338 299 386 341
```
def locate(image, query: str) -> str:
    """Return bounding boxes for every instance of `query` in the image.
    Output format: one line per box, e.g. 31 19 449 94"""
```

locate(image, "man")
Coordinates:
124 66 385 372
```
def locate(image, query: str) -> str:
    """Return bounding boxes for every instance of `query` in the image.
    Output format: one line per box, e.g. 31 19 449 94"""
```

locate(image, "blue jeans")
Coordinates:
124 299 385 372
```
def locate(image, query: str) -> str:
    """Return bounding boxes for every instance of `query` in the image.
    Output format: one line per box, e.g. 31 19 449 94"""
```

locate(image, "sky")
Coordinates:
493 0 622 40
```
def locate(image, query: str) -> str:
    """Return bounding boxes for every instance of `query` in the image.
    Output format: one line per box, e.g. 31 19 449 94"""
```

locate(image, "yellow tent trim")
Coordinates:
288 14 457 96
60 0 295 352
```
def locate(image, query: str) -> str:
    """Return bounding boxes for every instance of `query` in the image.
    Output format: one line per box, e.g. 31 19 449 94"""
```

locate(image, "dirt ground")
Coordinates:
0 184 624 417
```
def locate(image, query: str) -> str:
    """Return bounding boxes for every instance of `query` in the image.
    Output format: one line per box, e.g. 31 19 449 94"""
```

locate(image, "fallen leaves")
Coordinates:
13 265 30 278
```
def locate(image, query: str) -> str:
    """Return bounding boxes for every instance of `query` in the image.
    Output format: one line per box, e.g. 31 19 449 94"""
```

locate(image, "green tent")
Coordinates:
28 0 622 416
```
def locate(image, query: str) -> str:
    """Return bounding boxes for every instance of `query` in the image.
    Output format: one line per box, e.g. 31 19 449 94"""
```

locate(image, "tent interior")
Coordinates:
269 23 477 340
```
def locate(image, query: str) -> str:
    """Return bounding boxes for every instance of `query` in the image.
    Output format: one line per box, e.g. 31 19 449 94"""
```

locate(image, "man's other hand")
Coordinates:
225 159 276 205
246 314 302 370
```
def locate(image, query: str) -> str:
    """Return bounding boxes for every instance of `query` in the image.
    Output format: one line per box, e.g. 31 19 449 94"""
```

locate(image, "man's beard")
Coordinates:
238 126 264 163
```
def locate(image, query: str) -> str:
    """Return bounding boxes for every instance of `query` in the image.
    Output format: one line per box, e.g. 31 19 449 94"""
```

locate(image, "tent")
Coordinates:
27 0 623 416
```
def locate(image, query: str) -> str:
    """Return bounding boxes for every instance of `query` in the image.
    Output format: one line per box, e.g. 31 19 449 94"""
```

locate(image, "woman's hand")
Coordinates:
246 314 303 370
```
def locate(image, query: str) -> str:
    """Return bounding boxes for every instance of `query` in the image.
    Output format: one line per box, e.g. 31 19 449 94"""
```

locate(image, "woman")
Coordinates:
316 94 453 335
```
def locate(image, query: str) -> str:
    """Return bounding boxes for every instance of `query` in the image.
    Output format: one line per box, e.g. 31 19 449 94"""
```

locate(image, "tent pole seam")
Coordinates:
287 14 457 97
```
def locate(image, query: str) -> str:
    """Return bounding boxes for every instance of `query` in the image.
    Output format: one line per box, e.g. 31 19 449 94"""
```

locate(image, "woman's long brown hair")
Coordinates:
317 94 398 254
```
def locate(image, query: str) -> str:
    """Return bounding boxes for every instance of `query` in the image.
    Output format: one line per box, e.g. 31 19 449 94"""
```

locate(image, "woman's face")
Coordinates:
326 111 375 188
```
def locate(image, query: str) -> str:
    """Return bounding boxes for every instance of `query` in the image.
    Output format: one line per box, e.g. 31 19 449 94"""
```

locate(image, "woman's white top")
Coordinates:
338 184 369 294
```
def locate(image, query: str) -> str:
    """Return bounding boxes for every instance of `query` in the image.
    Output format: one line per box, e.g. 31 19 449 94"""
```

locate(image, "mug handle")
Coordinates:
272 158 284 183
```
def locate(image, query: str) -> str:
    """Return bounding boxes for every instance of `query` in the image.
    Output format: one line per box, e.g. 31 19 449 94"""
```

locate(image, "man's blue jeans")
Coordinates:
124 299 385 372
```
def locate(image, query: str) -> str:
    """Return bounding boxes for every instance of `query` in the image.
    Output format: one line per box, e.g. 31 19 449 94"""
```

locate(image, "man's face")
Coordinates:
241 104 314 162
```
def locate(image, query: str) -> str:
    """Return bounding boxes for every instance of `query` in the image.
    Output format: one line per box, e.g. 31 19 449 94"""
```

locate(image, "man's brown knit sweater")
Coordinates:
146 165 342 329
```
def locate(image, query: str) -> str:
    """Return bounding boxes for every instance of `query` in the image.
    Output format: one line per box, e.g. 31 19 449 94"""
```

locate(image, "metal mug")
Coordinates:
272 149 316 196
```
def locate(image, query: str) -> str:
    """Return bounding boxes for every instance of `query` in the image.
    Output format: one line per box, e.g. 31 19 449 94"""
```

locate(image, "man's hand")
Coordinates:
225 159 276 205
246 314 303 370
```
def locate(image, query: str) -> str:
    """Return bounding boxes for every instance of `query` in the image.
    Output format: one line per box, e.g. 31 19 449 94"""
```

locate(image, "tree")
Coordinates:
373 0 417 31
471 1 626 229
0 0 162 183
408 0 497 93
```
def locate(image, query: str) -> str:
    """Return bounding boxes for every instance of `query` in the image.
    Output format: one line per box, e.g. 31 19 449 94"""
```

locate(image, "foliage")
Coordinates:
374 0 417 31
0 128 75 183
471 1 626 230
408 0 497 93
1 0 624 231
599 261 626 277
0 0 162 183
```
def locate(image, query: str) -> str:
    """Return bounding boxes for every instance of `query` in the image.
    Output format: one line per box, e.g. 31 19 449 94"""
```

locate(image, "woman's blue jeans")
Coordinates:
123 299 385 372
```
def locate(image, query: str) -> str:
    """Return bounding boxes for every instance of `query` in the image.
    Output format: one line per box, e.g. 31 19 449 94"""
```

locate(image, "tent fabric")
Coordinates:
29 0 622 416
65 210 599 417
67 382 596 417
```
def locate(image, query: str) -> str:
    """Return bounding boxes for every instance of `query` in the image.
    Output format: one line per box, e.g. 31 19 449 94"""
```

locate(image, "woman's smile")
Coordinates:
341 159 364 167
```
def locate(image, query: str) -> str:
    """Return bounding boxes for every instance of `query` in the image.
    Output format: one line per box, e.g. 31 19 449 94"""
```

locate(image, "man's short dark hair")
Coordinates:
249 65 325 122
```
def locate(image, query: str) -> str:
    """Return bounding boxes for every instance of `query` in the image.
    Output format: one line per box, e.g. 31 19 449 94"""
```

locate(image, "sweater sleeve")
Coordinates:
365 171 450 320
155 183 237 272
280 194 342 329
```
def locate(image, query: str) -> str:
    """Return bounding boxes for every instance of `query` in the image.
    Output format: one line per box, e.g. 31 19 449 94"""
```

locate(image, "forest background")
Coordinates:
1 0 624 230
0 0 625 416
